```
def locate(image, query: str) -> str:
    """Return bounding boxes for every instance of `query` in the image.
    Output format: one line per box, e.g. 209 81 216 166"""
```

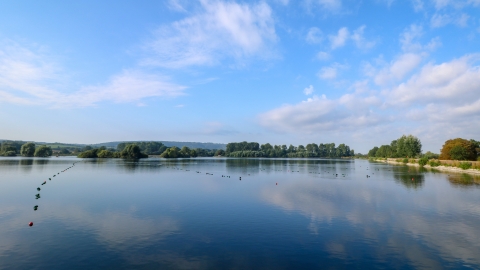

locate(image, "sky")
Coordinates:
0 0 479 153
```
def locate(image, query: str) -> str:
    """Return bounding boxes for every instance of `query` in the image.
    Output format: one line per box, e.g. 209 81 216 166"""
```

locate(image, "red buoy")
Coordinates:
28 222 33 226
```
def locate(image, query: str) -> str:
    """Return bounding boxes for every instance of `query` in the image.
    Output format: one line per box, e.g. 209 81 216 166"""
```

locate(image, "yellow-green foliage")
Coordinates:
459 162 472 170
429 160 441 167
439 138 477 161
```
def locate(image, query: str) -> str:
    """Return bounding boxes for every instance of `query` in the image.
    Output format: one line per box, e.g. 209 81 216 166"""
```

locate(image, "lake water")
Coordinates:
1 157 480 269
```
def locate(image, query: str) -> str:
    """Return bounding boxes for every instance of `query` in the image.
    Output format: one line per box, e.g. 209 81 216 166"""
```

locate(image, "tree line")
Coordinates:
368 135 422 158
368 135 480 161
0 141 53 157
225 141 354 158
76 142 221 159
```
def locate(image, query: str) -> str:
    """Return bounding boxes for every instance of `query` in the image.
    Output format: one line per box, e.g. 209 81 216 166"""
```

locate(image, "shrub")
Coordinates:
402 158 408 164
396 159 402 162
77 149 99 158
97 150 114 158
459 162 472 170
429 160 441 167
418 157 428 167
4 151 16 156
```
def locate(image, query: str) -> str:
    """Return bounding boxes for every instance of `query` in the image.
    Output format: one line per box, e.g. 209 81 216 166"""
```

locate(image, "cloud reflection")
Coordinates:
261 175 480 268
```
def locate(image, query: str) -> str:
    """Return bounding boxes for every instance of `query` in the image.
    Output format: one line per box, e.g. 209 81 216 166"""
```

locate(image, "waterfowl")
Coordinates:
37 187 41 191
33 205 38 211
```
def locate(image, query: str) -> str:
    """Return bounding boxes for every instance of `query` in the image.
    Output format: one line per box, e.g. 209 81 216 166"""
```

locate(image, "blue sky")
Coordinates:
1 0 479 153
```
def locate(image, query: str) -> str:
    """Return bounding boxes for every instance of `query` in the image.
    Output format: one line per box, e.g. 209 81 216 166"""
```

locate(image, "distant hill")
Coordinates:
1 139 226 150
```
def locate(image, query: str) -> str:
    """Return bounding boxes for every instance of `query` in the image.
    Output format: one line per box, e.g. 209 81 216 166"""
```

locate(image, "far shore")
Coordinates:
374 158 480 176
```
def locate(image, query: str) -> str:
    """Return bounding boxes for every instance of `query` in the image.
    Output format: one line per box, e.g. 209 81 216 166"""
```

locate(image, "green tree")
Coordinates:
450 145 470 160
77 149 99 158
396 135 422 157
59 148 71 155
215 149 225 156
368 146 379 157
121 144 148 159
34 145 53 157
97 150 115 158
20 143 36 157
179 146 192 157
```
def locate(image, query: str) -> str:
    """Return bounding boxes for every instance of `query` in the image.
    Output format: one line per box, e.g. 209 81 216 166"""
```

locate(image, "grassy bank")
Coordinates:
370 157 480 175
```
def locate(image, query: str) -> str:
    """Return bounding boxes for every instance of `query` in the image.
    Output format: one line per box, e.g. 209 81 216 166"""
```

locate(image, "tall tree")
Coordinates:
396 135 422 158
34 145 53 157
20 143 36 157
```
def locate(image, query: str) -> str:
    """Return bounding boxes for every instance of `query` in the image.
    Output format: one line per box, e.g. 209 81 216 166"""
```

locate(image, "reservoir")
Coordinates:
1 157 480 269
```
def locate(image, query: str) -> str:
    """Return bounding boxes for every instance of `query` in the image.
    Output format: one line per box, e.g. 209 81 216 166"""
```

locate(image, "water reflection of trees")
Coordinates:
224 158 354 175
448 174 480 187
20 159 34 172
0 158 52 172
392 167 426 189
33 158 50 166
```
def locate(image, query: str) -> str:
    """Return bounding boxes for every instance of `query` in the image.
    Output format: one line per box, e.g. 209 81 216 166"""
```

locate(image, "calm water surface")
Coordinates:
1 157 480 269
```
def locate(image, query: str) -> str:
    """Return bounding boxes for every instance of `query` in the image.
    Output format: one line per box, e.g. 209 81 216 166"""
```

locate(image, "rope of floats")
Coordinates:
29 161 81 227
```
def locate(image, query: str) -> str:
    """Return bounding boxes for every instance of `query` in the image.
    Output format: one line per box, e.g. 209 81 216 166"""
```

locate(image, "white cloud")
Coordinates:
329 27 349 49
0 41 186 107
65 70 186 107
143 0 277 68
431 13 470 28
373 53 424 86
326 26 374 50
351 25 375 50
388 54 480 106
380 54 480 145
303 85 314 95
400 24 424 52
431 13 451 27
317 63 347 80
316 51 330 61
258 92 382 134
318 66 338 80
306 27 323 44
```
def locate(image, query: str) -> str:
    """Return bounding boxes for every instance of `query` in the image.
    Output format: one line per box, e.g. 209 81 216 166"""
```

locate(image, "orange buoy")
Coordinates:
412 178 414 181
29 222 33 226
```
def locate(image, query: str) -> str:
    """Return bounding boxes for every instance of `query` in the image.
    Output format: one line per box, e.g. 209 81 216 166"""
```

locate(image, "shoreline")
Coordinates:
374 159 480 176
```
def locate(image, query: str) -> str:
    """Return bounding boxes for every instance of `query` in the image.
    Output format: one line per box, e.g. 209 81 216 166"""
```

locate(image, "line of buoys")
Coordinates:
30 161 81 227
